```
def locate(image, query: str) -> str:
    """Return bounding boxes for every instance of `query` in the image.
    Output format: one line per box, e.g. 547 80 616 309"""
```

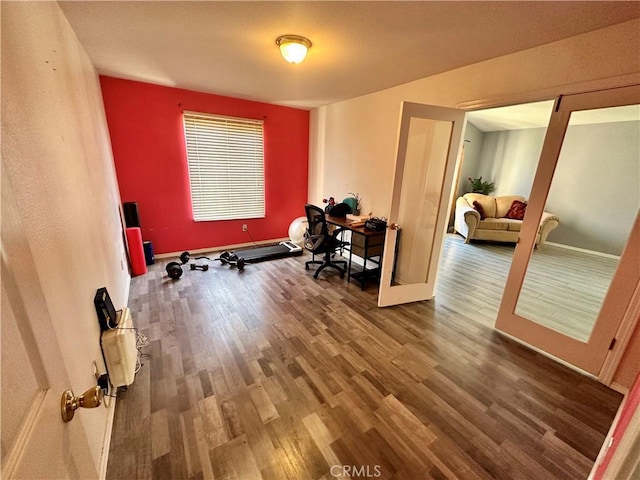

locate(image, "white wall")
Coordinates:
309 19 640 219
463 120 639 256
456 122 485 198
2 1 130 475
547 120 640 255
478 127 546 198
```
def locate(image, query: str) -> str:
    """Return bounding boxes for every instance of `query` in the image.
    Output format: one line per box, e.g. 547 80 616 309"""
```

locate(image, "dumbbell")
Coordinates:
218 251 245 270
165 251 192 279
189 263 209 272
166 261 184 279
235 257 245 271
166 250 246 279
221 252 246 270
219 251 231 264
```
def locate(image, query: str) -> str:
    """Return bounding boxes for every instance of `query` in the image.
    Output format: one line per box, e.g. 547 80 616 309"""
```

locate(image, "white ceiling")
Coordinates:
467 101 555 132
467 101 640 132
59 1 640 110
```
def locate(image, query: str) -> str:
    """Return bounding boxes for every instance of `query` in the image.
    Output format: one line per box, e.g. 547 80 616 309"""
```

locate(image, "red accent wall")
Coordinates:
100 76 309 254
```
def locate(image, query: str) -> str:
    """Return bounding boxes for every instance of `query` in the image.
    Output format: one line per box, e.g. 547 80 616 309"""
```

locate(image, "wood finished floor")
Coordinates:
436 235 618 341
106 238 622 480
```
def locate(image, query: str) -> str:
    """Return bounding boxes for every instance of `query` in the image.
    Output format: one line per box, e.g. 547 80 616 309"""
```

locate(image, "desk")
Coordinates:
326 216 386 289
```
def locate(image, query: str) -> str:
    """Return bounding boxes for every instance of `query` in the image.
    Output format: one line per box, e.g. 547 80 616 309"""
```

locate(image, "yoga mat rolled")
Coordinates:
126 227 147 276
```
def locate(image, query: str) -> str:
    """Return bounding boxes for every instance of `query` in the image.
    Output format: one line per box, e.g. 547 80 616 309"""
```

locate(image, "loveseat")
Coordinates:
454 193 559 248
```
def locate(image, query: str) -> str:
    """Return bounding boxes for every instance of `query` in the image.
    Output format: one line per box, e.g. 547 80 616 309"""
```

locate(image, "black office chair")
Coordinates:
304 204 348 279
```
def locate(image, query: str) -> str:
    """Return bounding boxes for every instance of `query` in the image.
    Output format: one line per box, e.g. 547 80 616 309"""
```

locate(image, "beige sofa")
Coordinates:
454 193 559 248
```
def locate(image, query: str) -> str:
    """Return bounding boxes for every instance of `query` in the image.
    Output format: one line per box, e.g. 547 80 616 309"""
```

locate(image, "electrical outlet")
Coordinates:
97 374 110 393
242 224 248 232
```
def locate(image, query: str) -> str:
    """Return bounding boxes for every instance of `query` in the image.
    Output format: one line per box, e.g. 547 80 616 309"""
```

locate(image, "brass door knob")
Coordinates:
61 386 103 422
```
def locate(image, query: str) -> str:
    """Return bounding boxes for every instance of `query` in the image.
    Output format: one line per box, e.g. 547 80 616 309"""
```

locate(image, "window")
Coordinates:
183 111 265 221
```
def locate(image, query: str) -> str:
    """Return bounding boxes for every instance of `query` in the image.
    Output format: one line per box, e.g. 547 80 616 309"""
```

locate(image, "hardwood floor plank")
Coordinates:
302 412 336 449
106 413 152 479
151 409 170 460
167 401 189 479
500 438 558 480
219 399 244 440
249 383 280 424
210 434 264 480
540 430 593 479
233 390 279 474
151 453 172 480
198 394 229 449
265 417 326 480
192 415 215 480
178 410 199 478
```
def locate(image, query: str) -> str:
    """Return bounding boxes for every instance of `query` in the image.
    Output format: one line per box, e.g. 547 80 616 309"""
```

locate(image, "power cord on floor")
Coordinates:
246 229 258 246
135 330 149 373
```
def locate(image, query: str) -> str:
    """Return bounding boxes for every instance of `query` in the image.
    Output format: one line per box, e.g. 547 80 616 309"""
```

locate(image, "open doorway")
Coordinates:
436 99 555 328
437 98 639 343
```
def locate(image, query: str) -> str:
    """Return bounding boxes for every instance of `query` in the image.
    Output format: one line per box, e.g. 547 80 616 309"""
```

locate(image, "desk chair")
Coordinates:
304 204 348 279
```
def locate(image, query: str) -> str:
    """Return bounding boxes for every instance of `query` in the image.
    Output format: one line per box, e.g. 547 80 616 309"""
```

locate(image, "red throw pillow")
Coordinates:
506 200 527 220
472 201 487 220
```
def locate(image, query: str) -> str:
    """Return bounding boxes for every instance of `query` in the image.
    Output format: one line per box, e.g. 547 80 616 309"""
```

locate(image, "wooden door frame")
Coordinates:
495 85 640 375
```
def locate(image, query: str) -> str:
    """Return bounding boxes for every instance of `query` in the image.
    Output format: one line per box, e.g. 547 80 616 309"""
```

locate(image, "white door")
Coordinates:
1 170 98 479
378 102 465 307
496 85 640 375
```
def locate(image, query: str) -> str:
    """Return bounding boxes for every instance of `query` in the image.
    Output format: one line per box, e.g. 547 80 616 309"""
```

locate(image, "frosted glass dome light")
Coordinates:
276 35 312 64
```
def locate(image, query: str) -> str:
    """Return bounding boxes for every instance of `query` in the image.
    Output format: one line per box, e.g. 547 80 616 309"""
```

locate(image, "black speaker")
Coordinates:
123 202 140 228
94 287 118 331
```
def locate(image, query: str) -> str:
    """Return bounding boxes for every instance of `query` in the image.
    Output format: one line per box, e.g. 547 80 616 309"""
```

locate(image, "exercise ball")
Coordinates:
288 216 308 246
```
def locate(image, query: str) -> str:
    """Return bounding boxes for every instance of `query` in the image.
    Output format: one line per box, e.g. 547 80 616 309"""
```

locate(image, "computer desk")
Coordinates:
326 215 386 290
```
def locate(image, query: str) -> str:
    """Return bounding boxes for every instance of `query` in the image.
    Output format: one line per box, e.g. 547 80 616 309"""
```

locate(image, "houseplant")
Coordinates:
468 176 495 195
347 192 363 215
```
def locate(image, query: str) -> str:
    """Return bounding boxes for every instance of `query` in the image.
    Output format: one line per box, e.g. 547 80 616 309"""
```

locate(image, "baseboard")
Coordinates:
154 237 290 259
610 381 630 395
99 394 117 480
494 329 599 381
122 274 131 310
99 269 129 478
545 241 621 260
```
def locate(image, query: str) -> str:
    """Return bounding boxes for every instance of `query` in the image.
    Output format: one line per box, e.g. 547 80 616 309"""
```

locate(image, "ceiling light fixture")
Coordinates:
275 35 312 64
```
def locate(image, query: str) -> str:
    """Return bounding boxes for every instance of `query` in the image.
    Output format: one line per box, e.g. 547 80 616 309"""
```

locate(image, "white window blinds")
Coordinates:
183 111 265 221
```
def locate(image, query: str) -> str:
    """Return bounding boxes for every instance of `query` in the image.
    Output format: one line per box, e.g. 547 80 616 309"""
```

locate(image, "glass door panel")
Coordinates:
515 104 639 342
496 85 640 375
393 118 452 286
378 102 464 307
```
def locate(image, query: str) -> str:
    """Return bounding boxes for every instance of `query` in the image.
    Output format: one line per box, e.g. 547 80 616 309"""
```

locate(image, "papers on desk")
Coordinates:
349 221 367 227
347 214 370 222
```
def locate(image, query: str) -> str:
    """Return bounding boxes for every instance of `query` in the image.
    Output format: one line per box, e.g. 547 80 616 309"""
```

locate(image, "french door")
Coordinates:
496 85 640 375
378 102 465 307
